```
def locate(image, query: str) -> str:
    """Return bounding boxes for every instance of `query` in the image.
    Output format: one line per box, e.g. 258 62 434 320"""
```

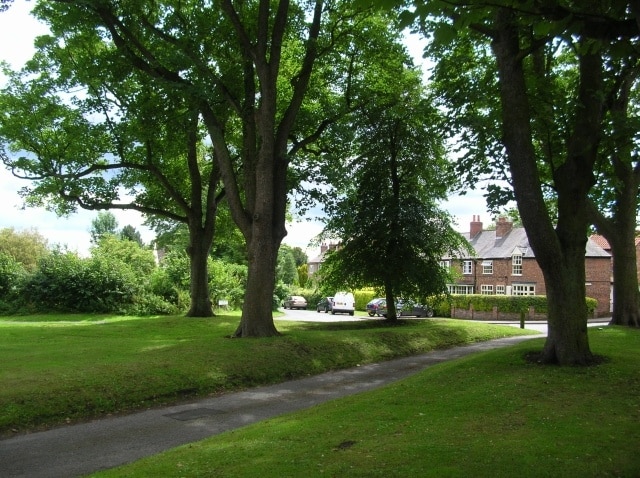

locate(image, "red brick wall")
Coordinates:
449 256 612 317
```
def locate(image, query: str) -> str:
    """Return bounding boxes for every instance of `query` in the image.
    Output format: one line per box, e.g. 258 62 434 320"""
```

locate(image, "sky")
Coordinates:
0 3 493 257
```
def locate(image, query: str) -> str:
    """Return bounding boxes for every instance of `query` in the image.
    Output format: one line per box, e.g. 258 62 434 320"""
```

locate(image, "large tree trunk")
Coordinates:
540 234 592 364
185 110 219 318
233 230 281 337
590 195 640 328
610 238 640 327
186 230 214 317
491 9 598 365
383 278 398 321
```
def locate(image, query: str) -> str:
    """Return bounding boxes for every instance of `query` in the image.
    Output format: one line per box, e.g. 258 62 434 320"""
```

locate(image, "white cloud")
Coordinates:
0 2 49 72
0 169 155 256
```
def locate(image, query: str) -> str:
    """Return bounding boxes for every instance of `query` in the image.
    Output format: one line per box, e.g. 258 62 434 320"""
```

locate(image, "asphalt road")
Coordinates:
277 307 611 335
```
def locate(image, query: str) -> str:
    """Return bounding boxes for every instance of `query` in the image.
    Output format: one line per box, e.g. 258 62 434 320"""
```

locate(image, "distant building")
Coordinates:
307 243 340 276
588 233 640 298
443 216 612 317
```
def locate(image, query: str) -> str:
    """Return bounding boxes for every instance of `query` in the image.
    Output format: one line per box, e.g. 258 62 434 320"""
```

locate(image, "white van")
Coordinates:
331 291 355 316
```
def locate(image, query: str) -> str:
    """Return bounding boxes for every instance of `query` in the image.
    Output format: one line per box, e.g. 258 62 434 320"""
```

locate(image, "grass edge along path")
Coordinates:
1 315 532 435
94 326 640 478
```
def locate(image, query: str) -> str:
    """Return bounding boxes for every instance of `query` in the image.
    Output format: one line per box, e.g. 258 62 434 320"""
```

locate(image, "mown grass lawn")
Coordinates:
93 326 640 478
0 313 532 435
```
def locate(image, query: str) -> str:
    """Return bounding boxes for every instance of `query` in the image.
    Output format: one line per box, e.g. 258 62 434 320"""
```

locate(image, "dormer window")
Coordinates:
512 252 523 276
482 260 493 274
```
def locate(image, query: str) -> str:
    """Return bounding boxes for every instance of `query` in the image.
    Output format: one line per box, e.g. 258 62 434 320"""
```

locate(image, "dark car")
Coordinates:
366 298 386 317
316 296 334 313
380 299 434 318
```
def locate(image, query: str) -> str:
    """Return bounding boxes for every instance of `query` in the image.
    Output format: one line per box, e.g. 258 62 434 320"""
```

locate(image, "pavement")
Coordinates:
0 333 544 478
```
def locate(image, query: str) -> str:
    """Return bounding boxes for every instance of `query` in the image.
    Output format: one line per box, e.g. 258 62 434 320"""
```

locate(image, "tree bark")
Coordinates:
186 230 214 317
609 238 640 327
491 9 598 364
587 66 640 328
233 230 281 337
184 110 219 318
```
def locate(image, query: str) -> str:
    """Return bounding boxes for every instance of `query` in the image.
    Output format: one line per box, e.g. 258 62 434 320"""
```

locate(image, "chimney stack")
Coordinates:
470 215 483 238
495 216 513 238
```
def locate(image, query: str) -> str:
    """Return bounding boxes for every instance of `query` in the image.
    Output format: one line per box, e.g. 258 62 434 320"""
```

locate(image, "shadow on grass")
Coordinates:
278 318 439 332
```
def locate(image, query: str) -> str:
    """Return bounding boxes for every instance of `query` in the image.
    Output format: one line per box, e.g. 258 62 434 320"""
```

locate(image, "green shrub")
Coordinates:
25 250 86 311
355 289 379 310
24 249 141 313
0 251 26 300
437 294 598 318
209 259 247 309
128 292 180 315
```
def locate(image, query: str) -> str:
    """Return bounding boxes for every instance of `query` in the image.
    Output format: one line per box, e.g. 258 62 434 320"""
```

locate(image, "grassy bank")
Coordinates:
95 326 640 478
0 314 531 435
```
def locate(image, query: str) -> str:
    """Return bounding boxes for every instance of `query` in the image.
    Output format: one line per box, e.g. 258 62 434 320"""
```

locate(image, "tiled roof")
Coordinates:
589 234 610 250
446 227 610 259
589 234 640 249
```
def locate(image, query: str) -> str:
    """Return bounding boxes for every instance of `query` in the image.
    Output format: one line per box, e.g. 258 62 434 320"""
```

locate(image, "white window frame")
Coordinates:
512 284 535 296
496 285 506 295
482 260 493 275
448 284 474 295
480 284 494 295
440 260 451 270
462 260 473 275
512 254 523 276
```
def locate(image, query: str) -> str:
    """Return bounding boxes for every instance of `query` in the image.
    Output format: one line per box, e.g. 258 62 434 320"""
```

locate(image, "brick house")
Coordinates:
307 242 340 276
589 234 640 284
443 216 612 317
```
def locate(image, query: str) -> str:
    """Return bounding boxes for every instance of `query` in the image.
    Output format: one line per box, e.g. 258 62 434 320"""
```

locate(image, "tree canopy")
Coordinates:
318 60 466 318
0 0 416 335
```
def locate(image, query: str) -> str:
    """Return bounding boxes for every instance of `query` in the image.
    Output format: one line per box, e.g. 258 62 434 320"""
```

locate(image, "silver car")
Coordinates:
283 295 308 310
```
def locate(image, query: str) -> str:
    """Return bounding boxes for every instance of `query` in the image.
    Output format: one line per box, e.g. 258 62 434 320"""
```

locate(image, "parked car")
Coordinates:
316 296 334 313
282 295 308 310
366 298 386 317
331 291 355 315
379 299 433 318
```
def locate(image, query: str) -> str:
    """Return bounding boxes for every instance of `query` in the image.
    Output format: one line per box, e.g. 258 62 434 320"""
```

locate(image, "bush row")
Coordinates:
0 242 248 316
440 294 597 316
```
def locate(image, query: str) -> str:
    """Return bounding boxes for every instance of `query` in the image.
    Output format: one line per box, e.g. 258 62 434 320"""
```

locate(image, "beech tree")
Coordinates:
400 1 640 363
1 0 409 336
0 45 224 317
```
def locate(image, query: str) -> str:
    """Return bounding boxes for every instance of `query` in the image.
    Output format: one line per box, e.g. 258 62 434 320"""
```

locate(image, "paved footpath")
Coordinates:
1 335 539 478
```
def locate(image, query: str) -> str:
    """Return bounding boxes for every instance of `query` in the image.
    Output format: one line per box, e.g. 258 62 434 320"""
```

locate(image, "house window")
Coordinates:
512 284 535 296
463 260 473 275
496 285 506 295
448 284 474 294
482 260 493 274
512 254 522 276
480 284 494 295
440 260 451 270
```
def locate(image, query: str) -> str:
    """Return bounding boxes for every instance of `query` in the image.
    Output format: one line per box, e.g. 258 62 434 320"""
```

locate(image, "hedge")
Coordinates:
437 294 597 318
